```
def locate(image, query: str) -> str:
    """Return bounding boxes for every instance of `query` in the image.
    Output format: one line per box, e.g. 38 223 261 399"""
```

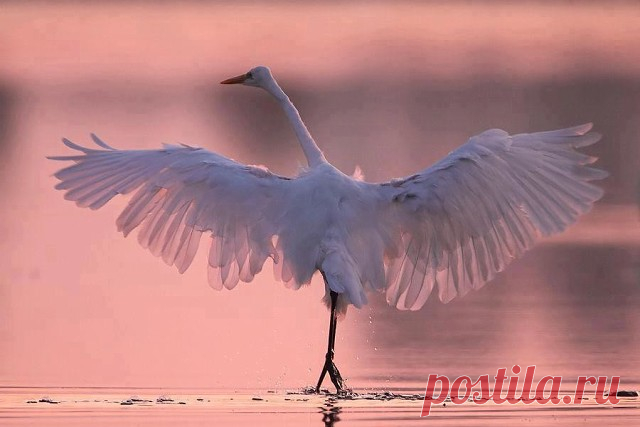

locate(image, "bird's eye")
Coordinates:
246 72 253 79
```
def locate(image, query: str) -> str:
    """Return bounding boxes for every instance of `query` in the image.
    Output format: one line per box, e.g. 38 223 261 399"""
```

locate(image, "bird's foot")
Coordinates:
316 354 347 394
328 360 345 393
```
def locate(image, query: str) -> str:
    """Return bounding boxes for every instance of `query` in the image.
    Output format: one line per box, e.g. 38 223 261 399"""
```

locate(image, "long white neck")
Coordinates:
263 78 327 168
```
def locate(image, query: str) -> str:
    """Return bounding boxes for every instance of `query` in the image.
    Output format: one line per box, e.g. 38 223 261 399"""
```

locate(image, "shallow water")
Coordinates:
1 386 639 426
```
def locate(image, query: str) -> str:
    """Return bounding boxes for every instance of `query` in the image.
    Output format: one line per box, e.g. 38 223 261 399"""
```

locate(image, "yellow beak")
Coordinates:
220 73 249 84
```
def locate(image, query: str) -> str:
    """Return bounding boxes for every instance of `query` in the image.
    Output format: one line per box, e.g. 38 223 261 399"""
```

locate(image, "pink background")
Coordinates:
0 2 638 391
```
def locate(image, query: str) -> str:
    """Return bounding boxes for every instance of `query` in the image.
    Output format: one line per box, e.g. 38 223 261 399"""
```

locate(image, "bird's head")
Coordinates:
220 66 273 88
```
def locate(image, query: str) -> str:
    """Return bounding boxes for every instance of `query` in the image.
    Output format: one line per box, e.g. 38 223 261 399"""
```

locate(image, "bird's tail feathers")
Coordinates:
320 249 368 317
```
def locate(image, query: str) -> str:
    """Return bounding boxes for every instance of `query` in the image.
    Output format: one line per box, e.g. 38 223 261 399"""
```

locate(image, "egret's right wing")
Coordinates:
50 135 292 289
375 124 607 310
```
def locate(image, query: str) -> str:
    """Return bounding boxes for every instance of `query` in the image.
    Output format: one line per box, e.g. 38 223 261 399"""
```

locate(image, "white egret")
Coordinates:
50 66 607 393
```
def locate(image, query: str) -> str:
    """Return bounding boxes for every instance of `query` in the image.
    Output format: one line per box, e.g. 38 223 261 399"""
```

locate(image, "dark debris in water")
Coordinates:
120 396 153 405
115 395 186 405
288 387 424 402
615 390 639 398
284 397 309 402
296 386 322 395
37 397 60 404
130 396 152 403
339 391 425 402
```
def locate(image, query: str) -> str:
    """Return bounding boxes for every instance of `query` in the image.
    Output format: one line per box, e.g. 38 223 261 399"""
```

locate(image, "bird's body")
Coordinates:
279 162 384 312
50 66 607 393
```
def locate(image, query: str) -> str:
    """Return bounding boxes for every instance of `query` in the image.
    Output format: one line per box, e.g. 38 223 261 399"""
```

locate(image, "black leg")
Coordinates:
315 288 345 393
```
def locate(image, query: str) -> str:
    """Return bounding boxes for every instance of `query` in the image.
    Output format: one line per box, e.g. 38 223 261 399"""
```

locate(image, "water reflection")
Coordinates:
319 402 341 427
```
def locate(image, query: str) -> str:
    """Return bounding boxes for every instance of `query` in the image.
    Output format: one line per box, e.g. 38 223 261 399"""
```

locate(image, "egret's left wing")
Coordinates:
375 124 607 310
49 135 291 289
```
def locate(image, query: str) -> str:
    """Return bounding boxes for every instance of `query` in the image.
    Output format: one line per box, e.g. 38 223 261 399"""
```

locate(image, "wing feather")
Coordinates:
50 136 290 289
51 125 607 312
377 123 606 310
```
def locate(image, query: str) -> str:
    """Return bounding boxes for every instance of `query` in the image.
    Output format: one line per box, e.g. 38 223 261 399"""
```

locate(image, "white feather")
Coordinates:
49 66 606 317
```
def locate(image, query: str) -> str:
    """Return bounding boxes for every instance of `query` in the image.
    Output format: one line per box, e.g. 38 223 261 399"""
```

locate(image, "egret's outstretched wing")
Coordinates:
377 124 607 310
49 135 291 289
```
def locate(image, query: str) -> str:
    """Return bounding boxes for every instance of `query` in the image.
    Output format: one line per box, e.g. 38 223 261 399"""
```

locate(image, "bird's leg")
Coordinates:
315 290 345 394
